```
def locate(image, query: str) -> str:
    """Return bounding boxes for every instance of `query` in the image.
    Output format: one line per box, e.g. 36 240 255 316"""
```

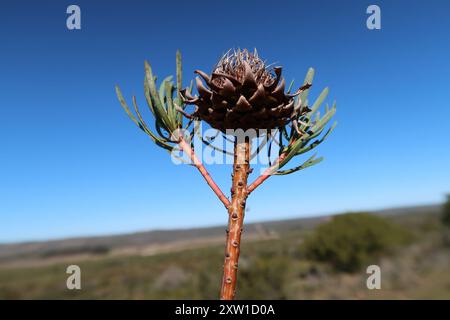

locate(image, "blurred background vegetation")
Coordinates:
0 201 449 299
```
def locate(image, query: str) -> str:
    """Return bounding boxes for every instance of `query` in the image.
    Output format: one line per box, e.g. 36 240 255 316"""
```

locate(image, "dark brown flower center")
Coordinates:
212 49 276 87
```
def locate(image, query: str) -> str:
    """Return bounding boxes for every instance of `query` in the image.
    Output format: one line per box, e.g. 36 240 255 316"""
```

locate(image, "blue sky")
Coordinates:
1 0 449 243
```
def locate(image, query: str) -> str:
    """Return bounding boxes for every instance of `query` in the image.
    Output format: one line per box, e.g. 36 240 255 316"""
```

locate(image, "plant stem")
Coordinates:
247 152 287 195
178 138 231 209
220 138 251 300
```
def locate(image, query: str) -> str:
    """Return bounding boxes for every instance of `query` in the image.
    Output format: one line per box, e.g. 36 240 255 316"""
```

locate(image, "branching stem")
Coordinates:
247 152 287 195
178 138 231 209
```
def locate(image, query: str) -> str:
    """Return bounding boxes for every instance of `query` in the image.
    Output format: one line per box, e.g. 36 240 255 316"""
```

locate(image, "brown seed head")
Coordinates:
180 48 311 132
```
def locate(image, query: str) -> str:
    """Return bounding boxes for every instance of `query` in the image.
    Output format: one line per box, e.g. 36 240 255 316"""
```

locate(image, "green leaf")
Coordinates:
144 61 174 132
164 79 176 126
176 50 182 101
188 79 194 96
299 68 314 106
277 135 309 169
115 85 142 130
310 101 336 138
287 79 295 94
159 75 173 106
155 118 172 141
175 51 184 124
281 113 334 168
274 154 324 175
309 87 329 116
296 121 337 155
132 96 174 151
143 77 156 115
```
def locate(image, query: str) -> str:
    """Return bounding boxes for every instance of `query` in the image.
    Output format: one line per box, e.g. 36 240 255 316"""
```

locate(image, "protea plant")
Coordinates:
180 49 311 132
116 49 336 300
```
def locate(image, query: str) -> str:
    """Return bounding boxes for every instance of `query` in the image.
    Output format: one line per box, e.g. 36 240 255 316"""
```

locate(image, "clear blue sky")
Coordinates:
1 0 449 243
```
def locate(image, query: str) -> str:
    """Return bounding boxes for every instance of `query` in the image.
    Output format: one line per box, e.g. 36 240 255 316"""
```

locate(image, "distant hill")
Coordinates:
0 204 441 266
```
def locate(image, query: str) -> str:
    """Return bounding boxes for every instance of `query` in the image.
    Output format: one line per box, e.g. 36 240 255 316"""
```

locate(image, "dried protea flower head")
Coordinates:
180 48 311 132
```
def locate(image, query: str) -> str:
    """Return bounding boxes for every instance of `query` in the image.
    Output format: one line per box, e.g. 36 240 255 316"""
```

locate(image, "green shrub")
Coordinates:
302 213 410 272
442 195 450 228
237 255 290 299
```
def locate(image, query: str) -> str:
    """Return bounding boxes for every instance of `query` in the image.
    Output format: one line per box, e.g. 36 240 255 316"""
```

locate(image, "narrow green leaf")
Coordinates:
277 136 309 169
287 79 295 94
132 96 174 151
144 61 173 131
296 121 337 155
176 50 182 101
309 87 329 116
299 68 314 106
144 77 156 115
274 154 324 175
115 85 141 129
164 80 176 126
189 79 194 96
155 118 172 141
159 75 173 106
310 102 336 138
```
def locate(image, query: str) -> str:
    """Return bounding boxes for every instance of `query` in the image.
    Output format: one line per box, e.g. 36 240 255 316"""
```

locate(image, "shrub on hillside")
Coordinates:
302 213 410 272
441 195 450 246
237 255 290 299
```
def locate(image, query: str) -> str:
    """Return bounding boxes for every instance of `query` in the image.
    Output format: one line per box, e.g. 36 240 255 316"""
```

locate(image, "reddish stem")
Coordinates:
220 138 251 300
247 152 287 195
178 138 231 209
